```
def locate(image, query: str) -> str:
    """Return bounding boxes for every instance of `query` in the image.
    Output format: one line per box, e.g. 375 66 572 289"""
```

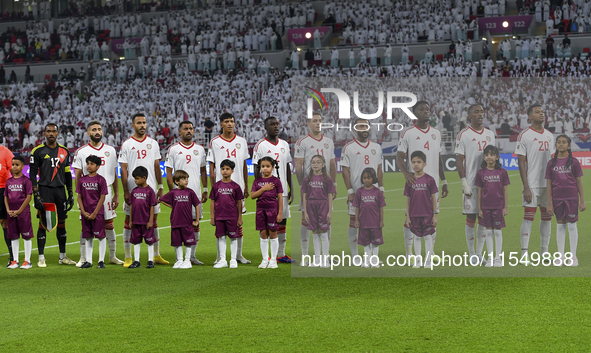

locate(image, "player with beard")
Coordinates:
119 114 169 267
253 116 294 263
29 123 76 267
455 104 496 263
164 120 208 265
72 121 124 266
397 101 449 263
341 118 384 258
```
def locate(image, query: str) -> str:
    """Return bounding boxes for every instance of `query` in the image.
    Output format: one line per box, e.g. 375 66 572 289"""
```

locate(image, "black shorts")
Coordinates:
38 186 68 220
0 188 6 219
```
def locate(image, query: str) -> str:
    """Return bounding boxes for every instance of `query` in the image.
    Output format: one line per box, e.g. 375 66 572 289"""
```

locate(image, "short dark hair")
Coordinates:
527 104 542 116
412 101 430 113
467 104 482 114
173 170 189 184
86 155 102 166
132 166 149 179
220 159 235 170
264 116 277 127
410 150 426 163
86 120 101 130
45 123 59 131
12 155 25 164
311 111 323 118
132 113 146 123
179 120 193 130
220 112 234 123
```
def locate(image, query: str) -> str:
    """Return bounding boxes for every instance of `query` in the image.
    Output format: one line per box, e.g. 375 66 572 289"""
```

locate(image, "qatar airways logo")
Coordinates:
8 184 23 191
304 87 418 132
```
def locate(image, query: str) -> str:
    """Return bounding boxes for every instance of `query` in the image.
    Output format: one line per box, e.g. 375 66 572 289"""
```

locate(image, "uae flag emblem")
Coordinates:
41 203 58 232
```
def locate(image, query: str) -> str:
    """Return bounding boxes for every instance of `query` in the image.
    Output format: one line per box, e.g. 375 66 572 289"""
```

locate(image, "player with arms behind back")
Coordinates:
72 120 123 266
455 104 496 263
341 118 383 258
164 120 208 265
119 113 169 267
207 113 251 265
397 101 448 263
515 104 555 263
294 112 336 266
253 116 294 264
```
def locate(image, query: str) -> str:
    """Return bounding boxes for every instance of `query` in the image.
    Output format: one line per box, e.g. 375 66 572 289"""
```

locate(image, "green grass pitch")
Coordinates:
1 171 590 352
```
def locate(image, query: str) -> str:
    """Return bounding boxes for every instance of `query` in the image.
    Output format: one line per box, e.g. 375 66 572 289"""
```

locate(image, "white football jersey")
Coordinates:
340 139 382 192
206 134 250 191
118 136 161 194
514 127 555 188
164 141 207 198
252 137 292 194
294 134 335 176
72 143 118 185
454 126 496 188
398 125 442 186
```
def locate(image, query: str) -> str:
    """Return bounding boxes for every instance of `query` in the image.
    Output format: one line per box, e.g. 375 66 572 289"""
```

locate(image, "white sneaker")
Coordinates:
190 257 204 265
567 257 579 267
109 257 125 265
360 262 371 268
321 260 331 268
76 259 86 268
173 260 183 269
485 259 493 268
179 260 192 269
308 260 319 268
213 257 221 265
424 261 432 268
229 259 238 269
494 258 503 267
236 256 251 264
299 257 309 267
413 259 422 269
469 255 479 265
259 259 269 269
213 260 228 268
267 259 278 269
519 253 529 265
37 258 46 268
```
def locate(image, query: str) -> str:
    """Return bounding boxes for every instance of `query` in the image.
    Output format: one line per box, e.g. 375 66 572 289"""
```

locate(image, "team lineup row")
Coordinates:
1 103 586 270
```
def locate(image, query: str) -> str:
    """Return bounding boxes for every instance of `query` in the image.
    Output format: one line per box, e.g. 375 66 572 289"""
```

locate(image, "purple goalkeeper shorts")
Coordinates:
6 209 34 240
81 214 106 239
357 228 384 246
479 209 506 229
553 199 578 222
131 224 157 245
410 217 436 238
215 219 239 238
306 199 330 231
256 209 278 231
171 226 196 247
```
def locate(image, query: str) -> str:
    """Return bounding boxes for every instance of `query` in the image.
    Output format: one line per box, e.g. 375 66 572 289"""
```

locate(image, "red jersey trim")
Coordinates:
354 138 370 149
264 137 279 146
179 142 195 150
131 136 147 143
307 133 323 142
219 134 237 143
414 124 431 134
88 143 104 151
468 126 484 135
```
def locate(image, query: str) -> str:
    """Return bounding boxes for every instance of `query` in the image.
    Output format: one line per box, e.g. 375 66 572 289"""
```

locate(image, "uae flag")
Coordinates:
41 203 58 232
